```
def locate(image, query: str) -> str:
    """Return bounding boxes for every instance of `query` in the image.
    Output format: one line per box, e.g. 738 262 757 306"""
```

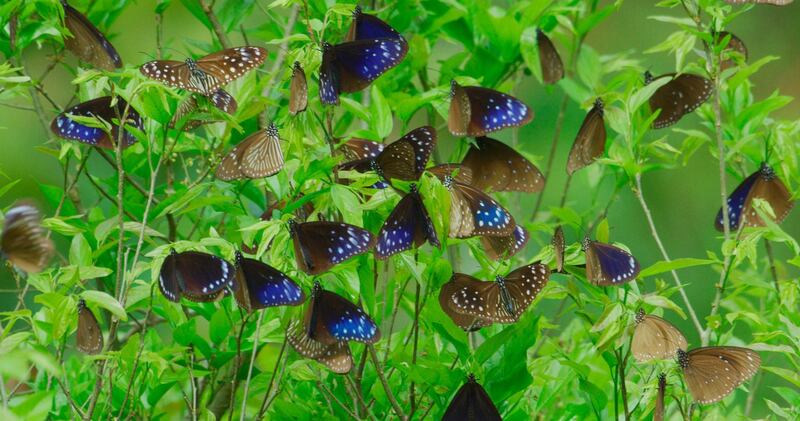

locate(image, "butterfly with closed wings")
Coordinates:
215 123 284 181
232 251 305 312
567 98 607 174
375 184 440 259
552 226 565 272
715 162 793 231
461 137 544 193
288 220 374 275
677 346 760 404
439 175 515 238
158 248 234 302
645 71 713 129
631 308 688 362
583 237 640 286
60 0 122 70
449 80 533 136
289 61 308 115
654 373 667 421
76 299 103 354
51 96 143 149
443 374 502 421
480 224 529 261
1 202 54 273
536 28 564 84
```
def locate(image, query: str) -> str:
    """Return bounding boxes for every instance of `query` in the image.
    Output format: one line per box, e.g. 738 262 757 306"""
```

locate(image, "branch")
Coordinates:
258 5 299 128
367 345 407 421
199 0 231 49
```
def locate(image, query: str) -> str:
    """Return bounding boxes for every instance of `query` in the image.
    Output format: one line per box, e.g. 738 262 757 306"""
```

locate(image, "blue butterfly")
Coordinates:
51 96 143 149
715 163 793 231
345 6 404 42
232 251 305 311
583 238 640 286
375 184 440 259
441 176 516 238
288 220 374 275
158 249 234 302
448 81 533 136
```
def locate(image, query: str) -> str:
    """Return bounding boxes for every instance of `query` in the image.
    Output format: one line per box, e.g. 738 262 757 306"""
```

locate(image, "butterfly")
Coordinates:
440 175 515 238
645 71 713 129
536 29 564 84
158 248 234 302
232 251 305 312
287 281 380 374
76 299 103 354
582 237 640 286
289 61 308 115
319 8 407 105
439 281 491 331
448 80 533 136
443 263 550 324
725 0 793 4
461 137 544 192
427 164 474 185
288 220 374 275
375 184 440 259
631 308 688 362
715 162 793 231
552 226 565 272
339 126 436 186
654 373 667 421
51 96 143 149
567 98 607 174
60 1 122 70
1 202 54 273
480 224 529 261
215 123 284 181
442 374 502 421
677 346 760 404
713 31 748 71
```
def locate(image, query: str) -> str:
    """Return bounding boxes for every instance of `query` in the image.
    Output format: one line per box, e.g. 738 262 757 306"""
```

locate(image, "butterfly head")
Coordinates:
311 280 323 297
234 250 244 268
535 28 544 37
287 219 299 235
443 175 454 189
759 162 776 180
635 308 645 324
168 247 178 257
449 80 459 98
466 373 478 383
77 299 87 311
322 42 333 53
266 122 279 138
293 61 302 72
369 159 385 179
676 349 689 369
658 372 667 386
581 237 592 251
494 275 506 287
644 71 655 85
352 5 362 17
594 98 604 113
409 183 418 194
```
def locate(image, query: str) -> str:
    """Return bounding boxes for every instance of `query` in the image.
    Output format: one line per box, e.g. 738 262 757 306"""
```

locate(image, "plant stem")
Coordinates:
255 335 288 420
409 281 421 418
259 5 300 128
368 345 407 421
317 380 359 419
764 239 780 302
532 94 569 220
199 0 231 48
239 311 264 421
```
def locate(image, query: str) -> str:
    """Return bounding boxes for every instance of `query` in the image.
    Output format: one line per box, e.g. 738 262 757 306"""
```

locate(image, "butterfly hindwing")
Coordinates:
448 81 533 136
375 186 439 259
51 96 143 149
289 221 374 275
536 29 564 84
584 239 640 286
289 61 308 115
158 249 234 302
1 202 54 273
215 124 284 181
715 163 793 231
446 179 515 238
631 309 688 362
461 136 544 192
481 224 529 261
77 299 103 354
567 99 606 174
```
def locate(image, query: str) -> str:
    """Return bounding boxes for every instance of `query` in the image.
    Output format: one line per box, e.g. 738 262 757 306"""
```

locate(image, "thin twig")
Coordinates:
367 345 407 421
764 239 780 303
532 94 569 220
199 0 232 48
255 335 288 420
317 380 359 419
239 311 264 421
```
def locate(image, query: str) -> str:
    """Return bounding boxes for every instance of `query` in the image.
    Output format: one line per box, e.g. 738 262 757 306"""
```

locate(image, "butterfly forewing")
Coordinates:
62 1 122 70
216 124 284 181
567 99 606 174
552 226 565 272
1 202 54 273
209 89 237 114
316 288 380 344
287 320 353 374
427 164 474 185
481 224 529 261
462 136 544 192
631 310 688 362
51 96 143 149
679 347 760 404
320 38 407 105
289 221 374 275
439 280 491 331
345 6 404 42
158 249 234 302
443 374 502 421
343 139 385 160
449 81 533 136
289 62 308 115
536 29 564 84
77 299 103 354
646 72 713 129
446 179 515 238
376 186 439 259
233 253 304 312
715 163 793 231
584 239 640 286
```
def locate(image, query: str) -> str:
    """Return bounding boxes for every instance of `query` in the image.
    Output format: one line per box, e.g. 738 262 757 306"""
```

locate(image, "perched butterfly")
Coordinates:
715 162 793 231
375 184 440 259
441 175 515 238
552 226 565 272
439 281 491 331
158 248 234 302
536 29 564 84
427 164 474 185
60 1 122 70
232 251 305 312
51 96 143 149
288 220 374 275
215 123 284 181
140 46 266 97
654 373 667 421
713 31 748 72
443 263 550 324
1 202 54 273
287 281 380 374
170 89 237 130
567 98 606 174
461 137 544 192
339 126 436 186
645 71 713 129
677 346 760 404
582 237 640 286
319 8 407 105
631 309 688 362
443 374 502 421
725 0 793 4
289 61 308 115
449 80 533 136
76 299 103 354
480 224 529 261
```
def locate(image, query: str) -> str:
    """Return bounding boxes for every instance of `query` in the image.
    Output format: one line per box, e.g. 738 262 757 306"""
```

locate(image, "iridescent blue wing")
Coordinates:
449 81 533 136
290 222 374 275
234 255 305 311
346 6 404 41
395 126 436 175
448 181 515 238
585 240 640 286
332 39 408 94
159 249 235 302
375 187 439 259
318 289 380 344
715 170 759 231
51 96 142 149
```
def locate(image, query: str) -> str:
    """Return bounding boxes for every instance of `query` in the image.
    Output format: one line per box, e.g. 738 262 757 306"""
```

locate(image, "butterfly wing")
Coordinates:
289 62 308 115
209 88 237 114
493 263 551 323
396 126 436 175
346 7 405 42
159 250 233 302
1 202 54 273
376 189 439 259
567 101 606 175
480 224 529 261
655 374 667 421
343 138 385 160
448 182 515 238
319 45 342 105
439 279 491 331
536 29 564 84
317 289 380 344
552 226 565 272
443 376 503 421
195 46 267 89
77 300 104 354
445 273 497 322
290 222 374 275
585 240 640 286
448 81 472 136
717 31 748 71
287 320 353 374
234 257 304 311
648 73 713 129
62 2 122 70
375 138 417 182
450 83 533 136
715 169 759 231
51 96 142 149
170 96 209 131
741 165 794 229
461 137 544 192
330 39 408 94
631 314 688 362
682 347 760 404
139 60 194 90
215 126 284 180
427 164 474 185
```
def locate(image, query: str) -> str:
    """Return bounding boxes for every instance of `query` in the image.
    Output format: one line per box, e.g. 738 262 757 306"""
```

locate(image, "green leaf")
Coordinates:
81 290 128 321
370 85 393 138
639 258 716 278
209 309 231 345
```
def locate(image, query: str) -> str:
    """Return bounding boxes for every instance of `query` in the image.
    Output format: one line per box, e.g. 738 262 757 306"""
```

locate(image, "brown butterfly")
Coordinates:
715 162 793 231
677 346 760 404
536 29 564 84
713 31 748 72
439 280 491 331
461 137 545 193
654 373 667 421
60 0 122 70
480 224 529 261
77 299 103 354
631 309 687 362
645 72 713 129
725 0 793 4
567 98 606 174
289 61 308 115
215 123 284 181
1 202 54 273
443 374 502 421
552 226 565 272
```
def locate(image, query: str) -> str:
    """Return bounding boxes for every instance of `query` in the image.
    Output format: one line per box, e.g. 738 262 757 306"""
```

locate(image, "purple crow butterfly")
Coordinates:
715 162 793 231
232 251 305 312
215 123 284 181
449 80 533 136
76 299 103 354
158 248 234 302
60 1 122 70
375 184 440 259
645 71 713 129
677 346 760 404
461 136 544 192
288 220 374 275
567 98 606 174
631 309 687 362
480 224 529 261
439 175 515 238
289 61 308 115
439 281 492 331
443 374 502 421
582 237 640 286
536 29 564 84
1 201 54 273
51 96 143 149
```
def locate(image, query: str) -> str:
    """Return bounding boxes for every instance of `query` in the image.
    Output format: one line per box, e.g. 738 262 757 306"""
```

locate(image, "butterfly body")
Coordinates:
375 185 440 259
215 123 284 181
461 137 544 192
677 347 760 404
443 374 502 421
449 81 533 136
645 72 712 129
567 98 606 174
158 249 234 302
715 162 793 231
583 238 640 286
51 96 143 149
288 220 374 275
232 252 304 312
1 202 54 273
77 299 103 354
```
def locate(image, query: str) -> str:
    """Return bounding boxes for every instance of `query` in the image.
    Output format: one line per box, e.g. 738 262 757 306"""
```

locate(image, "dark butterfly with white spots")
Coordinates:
339 126 436 187
287 281 380 374
725 0 793 4
439 281 491 331
170 89 237 130
442 374 502 421
461 137 544 192
715 162 793 231
631 308 687 362
645 71 713 129
427 164 473 185
582 237 640 286
677 346 760 404
51 96 143 149
375 184 439 259
319 7 407 105
448 80 533 136
480 224 529 261
442 263 550 325
552 226 565 272
76 299 103 354
654 373 667 421
288 220 374 275
232 251 305 312
567 98 606 174
215 123 284 181
60 0 122 70
440 175 515 238
289 61 308 115
158 248 234 302
1 202 54 273
536 29 564 84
